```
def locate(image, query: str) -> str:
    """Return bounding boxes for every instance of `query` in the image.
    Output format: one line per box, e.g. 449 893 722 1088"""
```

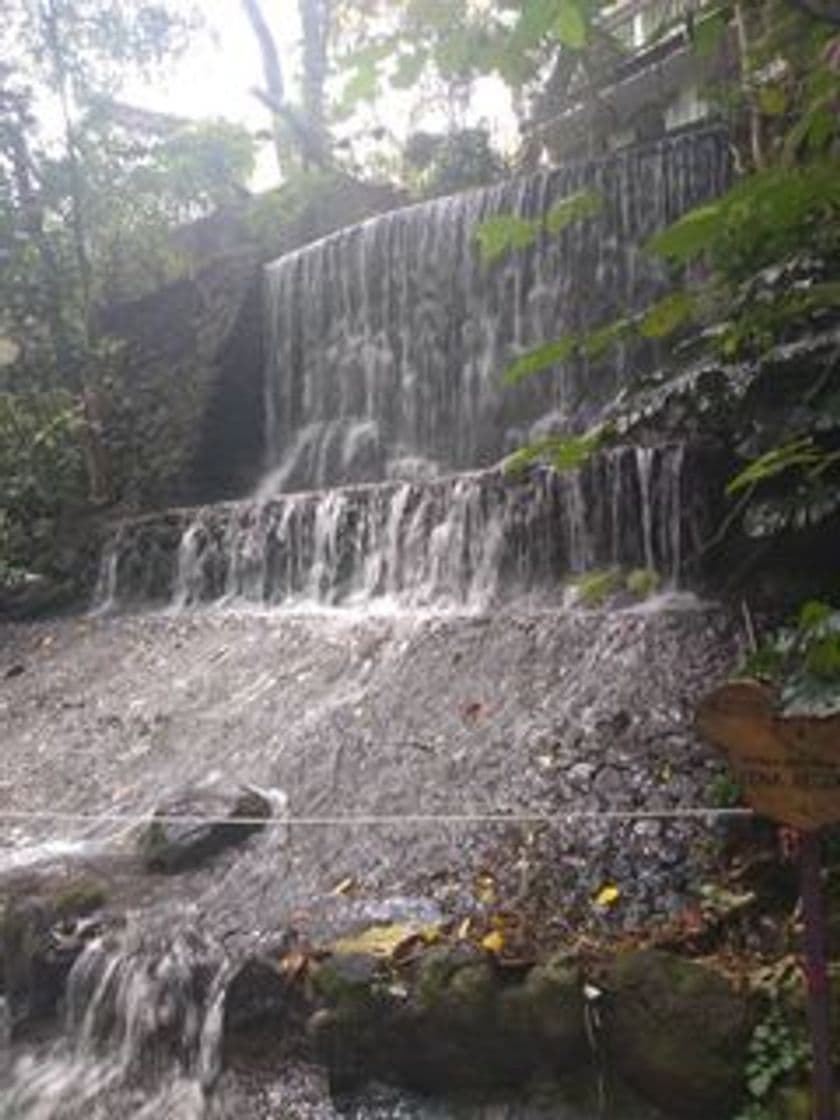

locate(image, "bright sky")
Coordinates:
129 0 516 189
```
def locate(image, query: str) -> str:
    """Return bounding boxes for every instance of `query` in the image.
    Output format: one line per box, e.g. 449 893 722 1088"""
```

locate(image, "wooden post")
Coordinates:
800 829 835 1120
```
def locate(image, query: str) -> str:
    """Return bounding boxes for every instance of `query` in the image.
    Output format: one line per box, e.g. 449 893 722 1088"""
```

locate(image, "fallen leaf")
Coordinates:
594 884 621 908
474 870 497 906
331 922 439 961
330 876 356 896
481 929 505 954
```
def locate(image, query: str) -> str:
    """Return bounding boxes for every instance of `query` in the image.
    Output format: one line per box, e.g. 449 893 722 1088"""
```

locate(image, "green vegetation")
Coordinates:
569 565 662 606
0 1 255 588
743 599 840 717
734 1003 810 1120
476 1 840 576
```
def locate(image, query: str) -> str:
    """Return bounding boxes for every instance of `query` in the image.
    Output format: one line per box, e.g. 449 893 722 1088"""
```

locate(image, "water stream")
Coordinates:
1 132 735 1118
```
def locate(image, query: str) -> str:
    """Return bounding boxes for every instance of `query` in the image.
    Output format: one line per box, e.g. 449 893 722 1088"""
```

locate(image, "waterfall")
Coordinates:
262 129 730 492
95 444 714 612
91 130 730 614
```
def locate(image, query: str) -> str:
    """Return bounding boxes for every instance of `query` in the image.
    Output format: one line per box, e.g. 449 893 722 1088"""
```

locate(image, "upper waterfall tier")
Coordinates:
262 129 730 493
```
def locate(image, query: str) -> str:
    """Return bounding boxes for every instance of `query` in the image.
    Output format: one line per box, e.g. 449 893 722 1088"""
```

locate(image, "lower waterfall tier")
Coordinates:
96 444 718 612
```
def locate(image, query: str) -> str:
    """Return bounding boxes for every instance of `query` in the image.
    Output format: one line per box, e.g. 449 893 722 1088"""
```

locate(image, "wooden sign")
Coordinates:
696 679 840 831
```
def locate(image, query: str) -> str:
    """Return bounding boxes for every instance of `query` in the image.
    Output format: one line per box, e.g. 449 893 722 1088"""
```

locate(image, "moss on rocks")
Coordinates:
604 948 753 1118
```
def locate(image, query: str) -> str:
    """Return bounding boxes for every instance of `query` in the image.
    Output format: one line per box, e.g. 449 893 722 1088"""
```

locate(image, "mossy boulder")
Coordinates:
605 949 753 1118
138 782 271 873
497 953 588 1072
0 873 108 1030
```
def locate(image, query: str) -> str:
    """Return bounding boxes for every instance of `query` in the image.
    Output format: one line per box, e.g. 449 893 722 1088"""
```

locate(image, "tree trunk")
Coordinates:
240 0 288 177
43 0 112 504
298 0 331 168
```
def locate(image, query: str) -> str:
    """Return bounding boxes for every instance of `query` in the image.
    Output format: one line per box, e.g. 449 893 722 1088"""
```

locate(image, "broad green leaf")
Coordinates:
639 292 694 338
475 214 539 264
503 334 579 385
799 600 833 630
726 438 822 495
503 427 603 476
554 2 587 50
647 202 722 262
545 189 602 234
581 317 633 358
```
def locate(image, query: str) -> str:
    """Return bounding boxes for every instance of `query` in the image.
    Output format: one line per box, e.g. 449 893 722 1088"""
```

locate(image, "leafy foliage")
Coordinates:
0 0 254 586
734 1003 809 1120
476 188 601 266
502 426 605 474
481 4 840 560
0 392 86 581
743 600 840 717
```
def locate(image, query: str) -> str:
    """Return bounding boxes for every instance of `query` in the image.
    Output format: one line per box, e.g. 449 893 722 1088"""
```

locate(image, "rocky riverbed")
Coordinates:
0 601 747 1117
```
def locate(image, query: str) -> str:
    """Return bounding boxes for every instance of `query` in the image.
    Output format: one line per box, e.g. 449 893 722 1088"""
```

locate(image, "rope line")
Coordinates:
0 807 755 830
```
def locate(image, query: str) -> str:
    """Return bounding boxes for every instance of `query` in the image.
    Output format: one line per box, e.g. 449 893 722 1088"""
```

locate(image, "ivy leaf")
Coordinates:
553 2 587 50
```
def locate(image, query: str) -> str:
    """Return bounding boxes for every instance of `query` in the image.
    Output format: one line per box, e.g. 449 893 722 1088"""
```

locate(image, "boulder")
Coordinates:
138 782 271 873
497 952 588 1072
604 948 753 1117
0 873 108 1029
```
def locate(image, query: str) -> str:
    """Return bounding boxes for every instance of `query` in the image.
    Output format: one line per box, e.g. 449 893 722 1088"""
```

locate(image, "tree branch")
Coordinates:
240 0 286 176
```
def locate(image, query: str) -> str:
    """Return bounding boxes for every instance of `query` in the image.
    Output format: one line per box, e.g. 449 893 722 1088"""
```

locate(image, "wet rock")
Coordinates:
604 948 752 1117
497 953 588 1072
0 873 108 1030
223 956 288 1035
309 954 392 1096
386 947 508 1091
138 782 271 873
313 952 382 1003
0 573 75 620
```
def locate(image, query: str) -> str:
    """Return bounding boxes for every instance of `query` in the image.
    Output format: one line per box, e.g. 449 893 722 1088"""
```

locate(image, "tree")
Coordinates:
241 0 333 175
0 0 254 584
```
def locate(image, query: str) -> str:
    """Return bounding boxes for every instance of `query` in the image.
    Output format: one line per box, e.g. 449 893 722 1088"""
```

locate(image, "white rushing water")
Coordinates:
5 131 733 1120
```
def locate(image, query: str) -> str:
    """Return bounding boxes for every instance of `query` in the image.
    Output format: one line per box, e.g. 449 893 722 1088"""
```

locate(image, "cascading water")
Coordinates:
262 129 729 491
96 444 713 613
3 131 736 1119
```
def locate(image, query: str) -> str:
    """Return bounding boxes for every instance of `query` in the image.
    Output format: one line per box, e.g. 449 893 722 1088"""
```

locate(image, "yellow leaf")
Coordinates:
481 929 505 954
330 876 356 896
594 884 621 907
331 922 430 959
456 917 472 940
474 870 497 906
